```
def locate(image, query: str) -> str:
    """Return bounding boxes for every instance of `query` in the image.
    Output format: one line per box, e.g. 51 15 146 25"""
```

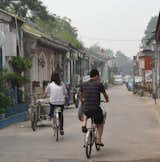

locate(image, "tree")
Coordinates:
0 0 49 19
36 15 83 48
88 44 114 59
0 0 83 48
114 51 133 75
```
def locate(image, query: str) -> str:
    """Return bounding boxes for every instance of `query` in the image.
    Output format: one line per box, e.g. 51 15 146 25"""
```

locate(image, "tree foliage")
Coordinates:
114 51 133 75
0 0 48 19
88 44 114 63
0 0 83 48
9 56 32 74
36 16 83 48
0 91 13 113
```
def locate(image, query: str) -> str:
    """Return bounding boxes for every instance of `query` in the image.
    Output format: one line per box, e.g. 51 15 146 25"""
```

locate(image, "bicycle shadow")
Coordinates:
91 147 125 160
34 121 52 130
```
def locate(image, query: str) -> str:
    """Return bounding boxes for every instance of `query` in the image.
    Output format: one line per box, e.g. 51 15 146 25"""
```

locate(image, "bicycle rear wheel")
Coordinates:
54 116 59 142
53 122 59 141
85 131 92 158
31 112 37 131
55 124 59 141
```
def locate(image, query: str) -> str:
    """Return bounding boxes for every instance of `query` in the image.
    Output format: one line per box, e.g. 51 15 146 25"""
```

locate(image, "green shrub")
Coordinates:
0 91 13 113
9 56 32 73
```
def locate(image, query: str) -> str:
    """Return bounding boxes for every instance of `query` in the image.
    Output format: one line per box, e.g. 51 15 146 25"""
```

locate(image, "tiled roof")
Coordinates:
155 12 160 42
0 9 24 22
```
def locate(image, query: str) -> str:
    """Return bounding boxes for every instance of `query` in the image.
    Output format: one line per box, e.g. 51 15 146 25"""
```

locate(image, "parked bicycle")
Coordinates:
29 96 49 131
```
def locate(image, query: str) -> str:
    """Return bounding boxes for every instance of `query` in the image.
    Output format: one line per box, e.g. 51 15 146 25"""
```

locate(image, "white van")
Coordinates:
113 75 123 85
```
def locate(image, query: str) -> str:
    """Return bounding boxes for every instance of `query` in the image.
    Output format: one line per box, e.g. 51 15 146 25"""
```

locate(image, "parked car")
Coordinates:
113 75 123 85
135 76 142 83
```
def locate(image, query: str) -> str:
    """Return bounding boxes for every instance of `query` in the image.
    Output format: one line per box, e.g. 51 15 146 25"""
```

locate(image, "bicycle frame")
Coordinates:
84 120 95 143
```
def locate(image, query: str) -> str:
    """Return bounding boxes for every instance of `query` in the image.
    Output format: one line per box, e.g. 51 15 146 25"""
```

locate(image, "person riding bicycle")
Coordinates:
79 69 109 146
44 72 66 135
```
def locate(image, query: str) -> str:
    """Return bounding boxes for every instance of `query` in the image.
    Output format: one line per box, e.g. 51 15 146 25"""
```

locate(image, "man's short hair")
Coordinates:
90 69 99 78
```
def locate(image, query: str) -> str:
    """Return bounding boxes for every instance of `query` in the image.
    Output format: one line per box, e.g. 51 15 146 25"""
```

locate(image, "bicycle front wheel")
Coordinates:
85 131 92 158
86 143 92 158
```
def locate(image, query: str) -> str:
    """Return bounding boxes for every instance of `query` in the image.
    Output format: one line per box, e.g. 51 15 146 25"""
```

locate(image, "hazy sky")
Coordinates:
42 0 160 57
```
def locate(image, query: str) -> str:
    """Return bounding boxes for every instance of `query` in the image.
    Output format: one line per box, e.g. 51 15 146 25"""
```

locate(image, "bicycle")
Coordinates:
83 103 107 159
51 106 62 141
83 117 100 159
29 97 49 131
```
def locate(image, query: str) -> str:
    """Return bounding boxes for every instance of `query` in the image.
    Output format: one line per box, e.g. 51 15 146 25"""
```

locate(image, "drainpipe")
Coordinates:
0 47 2 89
157 43 160 97
15 17 21 56
69 50 72 85
0 31 6 89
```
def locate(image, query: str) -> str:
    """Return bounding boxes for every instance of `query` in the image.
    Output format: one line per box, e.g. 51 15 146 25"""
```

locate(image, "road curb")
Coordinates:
0 111 28 129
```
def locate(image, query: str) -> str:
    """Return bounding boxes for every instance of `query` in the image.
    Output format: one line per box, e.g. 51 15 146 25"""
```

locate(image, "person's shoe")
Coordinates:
60 129 64 135
82 126 87 133
96 143 104 147
99 143 104 147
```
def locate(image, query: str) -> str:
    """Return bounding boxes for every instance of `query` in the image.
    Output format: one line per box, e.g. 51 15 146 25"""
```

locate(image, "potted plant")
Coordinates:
8 56 32 103
9 56 32 74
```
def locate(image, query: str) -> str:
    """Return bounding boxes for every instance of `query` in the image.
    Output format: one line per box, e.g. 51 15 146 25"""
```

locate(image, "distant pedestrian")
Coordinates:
66 81 71 106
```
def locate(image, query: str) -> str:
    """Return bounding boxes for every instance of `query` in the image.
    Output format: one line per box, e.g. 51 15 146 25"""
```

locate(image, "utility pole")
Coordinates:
0 47 2 88
153 42 158 103
133 56 136 94
156 43 160 98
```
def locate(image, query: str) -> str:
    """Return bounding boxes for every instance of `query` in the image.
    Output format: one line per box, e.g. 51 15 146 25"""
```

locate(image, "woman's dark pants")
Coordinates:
49 104 64 130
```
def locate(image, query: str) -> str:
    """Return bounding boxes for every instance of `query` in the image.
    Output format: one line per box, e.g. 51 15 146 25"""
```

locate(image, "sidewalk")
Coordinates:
64 103 76 109
142 96 160 124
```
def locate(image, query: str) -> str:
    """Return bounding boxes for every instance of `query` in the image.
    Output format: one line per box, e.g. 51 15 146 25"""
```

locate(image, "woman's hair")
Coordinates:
51 72 61 85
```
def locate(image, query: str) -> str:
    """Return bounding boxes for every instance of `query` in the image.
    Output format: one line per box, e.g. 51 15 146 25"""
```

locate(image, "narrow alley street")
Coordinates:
1 86 160 162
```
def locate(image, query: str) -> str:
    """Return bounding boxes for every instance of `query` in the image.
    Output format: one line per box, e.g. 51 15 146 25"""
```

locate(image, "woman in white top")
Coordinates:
45 72 66 135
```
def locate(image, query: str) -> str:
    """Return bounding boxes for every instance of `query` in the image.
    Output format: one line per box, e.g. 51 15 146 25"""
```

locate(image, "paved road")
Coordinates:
1 85 160 162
